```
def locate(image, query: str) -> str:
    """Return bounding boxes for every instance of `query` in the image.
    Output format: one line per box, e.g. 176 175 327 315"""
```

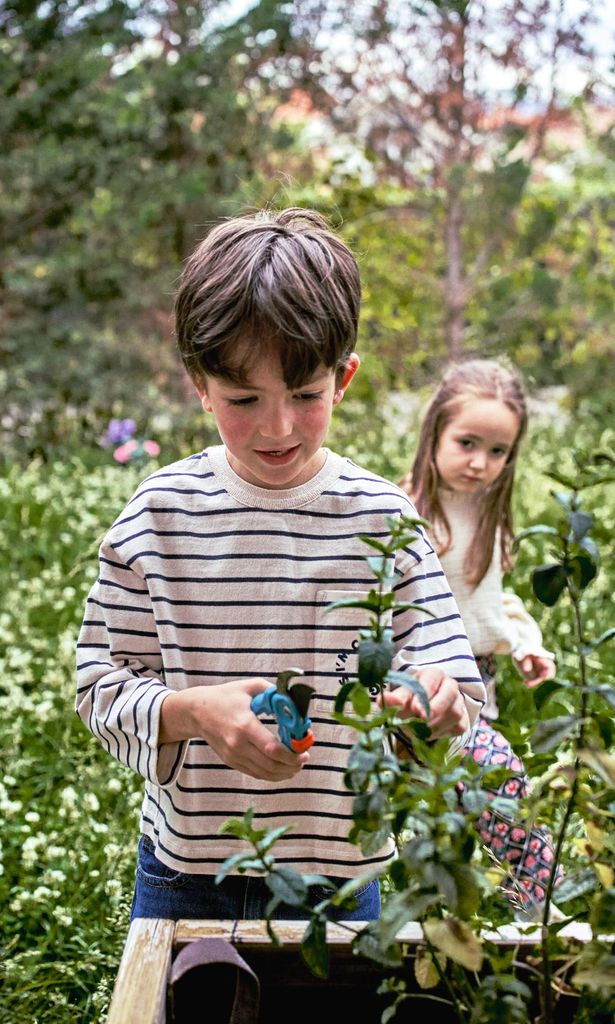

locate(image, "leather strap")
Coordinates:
170 937 260 1024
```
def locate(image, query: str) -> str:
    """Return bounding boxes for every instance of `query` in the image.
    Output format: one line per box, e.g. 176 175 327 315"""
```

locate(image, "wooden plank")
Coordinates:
174 918 355 948
106 917 175 1024
174 918 596 949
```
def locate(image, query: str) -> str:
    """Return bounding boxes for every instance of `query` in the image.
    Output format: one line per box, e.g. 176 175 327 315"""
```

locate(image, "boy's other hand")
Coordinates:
378 666 470 739
159 679 310 781
516 654 556 688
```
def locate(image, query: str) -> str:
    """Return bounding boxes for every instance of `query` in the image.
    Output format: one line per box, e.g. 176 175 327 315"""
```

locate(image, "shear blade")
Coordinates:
288 683 315 718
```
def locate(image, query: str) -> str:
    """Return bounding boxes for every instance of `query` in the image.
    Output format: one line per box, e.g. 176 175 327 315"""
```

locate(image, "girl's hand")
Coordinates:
159 678 310 781
515 655 556 688
378 666 470 739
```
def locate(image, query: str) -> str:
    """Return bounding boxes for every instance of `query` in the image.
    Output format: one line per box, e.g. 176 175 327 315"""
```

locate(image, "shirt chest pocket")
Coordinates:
312 589 373 717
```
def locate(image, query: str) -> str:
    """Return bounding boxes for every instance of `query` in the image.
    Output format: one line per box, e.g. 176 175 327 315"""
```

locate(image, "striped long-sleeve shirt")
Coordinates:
75 445 485 877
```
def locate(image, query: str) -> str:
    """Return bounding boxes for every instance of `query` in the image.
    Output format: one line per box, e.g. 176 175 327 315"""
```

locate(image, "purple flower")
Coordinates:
100 418 136 447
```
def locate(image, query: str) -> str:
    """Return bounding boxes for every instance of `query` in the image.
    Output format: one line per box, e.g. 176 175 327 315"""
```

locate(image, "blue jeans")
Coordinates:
131 836 381 922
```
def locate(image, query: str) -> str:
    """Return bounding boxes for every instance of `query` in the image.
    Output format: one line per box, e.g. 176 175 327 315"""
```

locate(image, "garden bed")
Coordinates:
105 918 594 1024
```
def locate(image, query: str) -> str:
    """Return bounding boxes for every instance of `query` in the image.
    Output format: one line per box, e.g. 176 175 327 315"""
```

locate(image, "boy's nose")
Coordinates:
259 405 294 439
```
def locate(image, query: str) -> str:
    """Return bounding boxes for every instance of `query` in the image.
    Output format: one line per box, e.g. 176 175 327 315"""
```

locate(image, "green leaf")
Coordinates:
553 867 598 904
328 870 381 906
414 949 441 990
302 874 334 889
217 817 246 838
359 822 392 856
301 917 329 978
582 683 615 710
334 680 356 713
592 627 615 650
532 563 567 605
385 670 430 719
577 747 615 787
532 679 567 711
569 510 594 542
259 825 293 853
357 536 392 554
451 864 482 918
567 554 597 590
215 853 251 883
352 790 388 831
267 866 308 907
391 600 436 617
353 929 403 968
574 956 615 989
351 683 373 716
460 788 490 815
513 524 559 551
579 534 599 560
422 917 483 972
531 715 579 752
326 598 380 614
359 635 394 686
366 554 389 576
426 864 458 908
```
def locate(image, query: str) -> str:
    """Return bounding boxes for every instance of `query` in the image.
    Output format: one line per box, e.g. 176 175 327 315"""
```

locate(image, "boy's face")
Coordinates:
198 350 359 489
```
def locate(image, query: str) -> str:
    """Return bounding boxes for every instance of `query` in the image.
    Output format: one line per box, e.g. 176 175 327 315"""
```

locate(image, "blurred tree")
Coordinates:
290 0 610 363
471 123 615 401
0 0 297 455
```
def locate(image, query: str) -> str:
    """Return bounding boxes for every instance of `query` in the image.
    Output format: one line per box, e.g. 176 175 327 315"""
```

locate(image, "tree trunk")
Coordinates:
444 179 466 362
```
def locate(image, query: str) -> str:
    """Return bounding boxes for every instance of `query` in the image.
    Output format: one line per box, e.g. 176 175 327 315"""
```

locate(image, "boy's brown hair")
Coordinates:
174 207 361 389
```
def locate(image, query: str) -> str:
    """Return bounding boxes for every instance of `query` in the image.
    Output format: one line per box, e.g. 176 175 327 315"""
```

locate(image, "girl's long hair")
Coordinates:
399 359 528 587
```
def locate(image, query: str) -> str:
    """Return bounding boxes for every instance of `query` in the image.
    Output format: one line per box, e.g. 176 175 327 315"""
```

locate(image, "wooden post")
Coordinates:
106 917 175 1024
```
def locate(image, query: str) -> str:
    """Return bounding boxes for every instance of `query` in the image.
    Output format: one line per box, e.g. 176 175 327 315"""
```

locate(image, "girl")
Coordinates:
400 358 563 918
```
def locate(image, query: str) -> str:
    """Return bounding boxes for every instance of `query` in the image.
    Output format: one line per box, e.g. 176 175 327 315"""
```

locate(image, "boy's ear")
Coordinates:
333 353 360 405
196 387 213 413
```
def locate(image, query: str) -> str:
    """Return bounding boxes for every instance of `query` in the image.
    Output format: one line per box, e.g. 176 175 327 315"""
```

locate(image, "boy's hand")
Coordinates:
515 655 556 688
378 666 470 739
159 679 310 781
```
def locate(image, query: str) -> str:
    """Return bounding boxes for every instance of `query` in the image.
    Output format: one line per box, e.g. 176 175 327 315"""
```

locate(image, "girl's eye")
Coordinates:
491 447 508 457
458 439 473 449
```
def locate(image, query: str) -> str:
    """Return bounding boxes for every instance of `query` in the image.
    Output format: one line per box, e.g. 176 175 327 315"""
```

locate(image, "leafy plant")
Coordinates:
512 448 615 1022
217 454 615 1022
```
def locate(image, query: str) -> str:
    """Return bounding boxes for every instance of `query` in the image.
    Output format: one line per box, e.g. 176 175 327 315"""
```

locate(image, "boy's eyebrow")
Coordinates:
222 371 331 391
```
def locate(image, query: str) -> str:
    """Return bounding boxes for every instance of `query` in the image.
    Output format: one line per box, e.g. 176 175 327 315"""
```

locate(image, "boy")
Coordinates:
75 207 485 922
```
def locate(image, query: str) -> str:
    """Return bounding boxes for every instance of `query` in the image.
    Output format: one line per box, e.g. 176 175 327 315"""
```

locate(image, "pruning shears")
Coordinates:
250 668 315 753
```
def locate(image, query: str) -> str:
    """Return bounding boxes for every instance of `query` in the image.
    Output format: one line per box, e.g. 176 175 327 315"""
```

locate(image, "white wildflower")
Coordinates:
43 869 66 885
84 793 100 813
52 907 73 927
60 786 78 809
22 834 45 868
31 885 55 901
105 879 123 903
46 845 66 860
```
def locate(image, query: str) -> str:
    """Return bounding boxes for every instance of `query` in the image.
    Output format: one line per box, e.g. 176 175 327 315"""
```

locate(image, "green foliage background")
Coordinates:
1 0 614 1020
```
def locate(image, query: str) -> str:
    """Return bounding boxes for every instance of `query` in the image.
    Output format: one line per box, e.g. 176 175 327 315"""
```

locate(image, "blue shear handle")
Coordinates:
251 687 312 751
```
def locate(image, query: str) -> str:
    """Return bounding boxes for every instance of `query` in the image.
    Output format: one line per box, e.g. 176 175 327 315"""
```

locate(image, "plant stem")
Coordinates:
538 572 588 1022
